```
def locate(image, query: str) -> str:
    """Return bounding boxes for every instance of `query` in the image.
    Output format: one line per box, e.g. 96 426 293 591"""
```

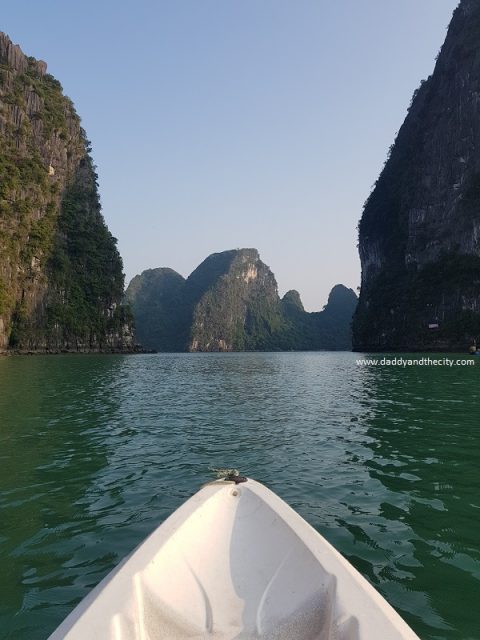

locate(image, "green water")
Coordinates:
0 352 479 639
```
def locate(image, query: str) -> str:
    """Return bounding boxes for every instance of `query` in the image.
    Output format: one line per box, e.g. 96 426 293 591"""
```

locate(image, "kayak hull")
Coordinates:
48 479 420 639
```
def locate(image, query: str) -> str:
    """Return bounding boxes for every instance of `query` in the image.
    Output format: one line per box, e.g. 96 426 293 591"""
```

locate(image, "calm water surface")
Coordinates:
0 352 479 639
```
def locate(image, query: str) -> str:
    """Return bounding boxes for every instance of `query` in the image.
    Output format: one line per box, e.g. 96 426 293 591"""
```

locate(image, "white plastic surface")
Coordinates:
48 479 420 639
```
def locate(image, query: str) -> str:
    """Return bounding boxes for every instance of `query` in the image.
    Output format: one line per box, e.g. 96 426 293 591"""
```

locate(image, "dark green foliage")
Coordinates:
125 268 186 351
353 254 480 350
127 249 357 352
277 285 358 351
21 202 57 262
243 294 284 351
186 249 285 351
185 250 238 305
5 150 130 350
0 31 132 351
8 301 29 348
0 86 56 340
44 157 127 346
16 59 78 137
354 1 480 351
0 277 10 315
281 290 304 312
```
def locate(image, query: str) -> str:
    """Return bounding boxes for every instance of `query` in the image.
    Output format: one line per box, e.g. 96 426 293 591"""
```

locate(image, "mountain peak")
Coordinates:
127 252 356 352
282 290 304 312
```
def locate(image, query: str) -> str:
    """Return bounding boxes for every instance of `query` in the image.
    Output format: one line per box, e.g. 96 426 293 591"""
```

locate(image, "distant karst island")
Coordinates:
125 249 357 352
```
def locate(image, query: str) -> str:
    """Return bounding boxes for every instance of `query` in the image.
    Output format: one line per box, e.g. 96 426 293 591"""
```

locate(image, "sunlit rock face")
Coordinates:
187 249 282 352
354 0 480 351
127 249 284 352
127 249 358 353
0 33 133 352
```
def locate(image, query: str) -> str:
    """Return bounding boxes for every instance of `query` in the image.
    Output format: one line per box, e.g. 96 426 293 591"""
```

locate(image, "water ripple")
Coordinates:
0 352 479 639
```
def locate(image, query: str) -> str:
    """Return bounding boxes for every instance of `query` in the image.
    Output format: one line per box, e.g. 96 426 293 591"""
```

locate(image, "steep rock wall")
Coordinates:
187 249 283 352
0 33 133 352
126 249 357 352
354 1 480 351
125 268 185 351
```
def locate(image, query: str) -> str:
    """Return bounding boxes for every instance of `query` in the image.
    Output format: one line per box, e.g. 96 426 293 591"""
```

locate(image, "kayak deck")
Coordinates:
49 479 419 639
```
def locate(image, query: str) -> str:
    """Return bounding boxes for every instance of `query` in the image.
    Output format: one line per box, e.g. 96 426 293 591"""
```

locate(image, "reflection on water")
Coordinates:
0 353 479 639
0 356 125 637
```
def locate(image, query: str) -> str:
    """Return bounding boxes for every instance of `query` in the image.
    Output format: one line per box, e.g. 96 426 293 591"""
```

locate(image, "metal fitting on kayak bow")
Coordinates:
210 467 248 484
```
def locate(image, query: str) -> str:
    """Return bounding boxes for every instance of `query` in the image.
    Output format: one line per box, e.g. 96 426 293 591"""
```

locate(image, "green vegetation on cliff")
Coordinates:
0 32 133 351
125 268 186 351
126 249 357 352
185 249 284 351
354 1 480 351
277 285 358 351
42 156 131 347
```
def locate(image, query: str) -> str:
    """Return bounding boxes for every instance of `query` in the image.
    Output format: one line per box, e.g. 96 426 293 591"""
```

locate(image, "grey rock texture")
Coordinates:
0 32 134 353
353 1 480 351
186 249 282 352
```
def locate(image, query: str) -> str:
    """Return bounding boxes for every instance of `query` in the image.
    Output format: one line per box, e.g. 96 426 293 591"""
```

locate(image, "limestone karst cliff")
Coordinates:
0 33 133 352
124 268 185 352
279 284 358 351
353 1 480 351
126 249 284 352
186 249 283 351
126 249 357 352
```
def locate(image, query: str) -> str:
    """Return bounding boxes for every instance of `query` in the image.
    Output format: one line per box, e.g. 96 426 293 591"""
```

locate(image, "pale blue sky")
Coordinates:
3 1 458 310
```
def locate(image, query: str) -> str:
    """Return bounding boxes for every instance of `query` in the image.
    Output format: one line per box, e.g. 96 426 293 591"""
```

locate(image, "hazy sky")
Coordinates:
3 1 458 310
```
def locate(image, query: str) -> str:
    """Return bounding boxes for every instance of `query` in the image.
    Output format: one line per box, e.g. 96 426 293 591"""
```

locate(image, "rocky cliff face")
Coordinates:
125 268 185 351
126 249 357 352
187 249 283 351
354 1 480 351
279 284 357 351
126 249 284 352
0 33 133 352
